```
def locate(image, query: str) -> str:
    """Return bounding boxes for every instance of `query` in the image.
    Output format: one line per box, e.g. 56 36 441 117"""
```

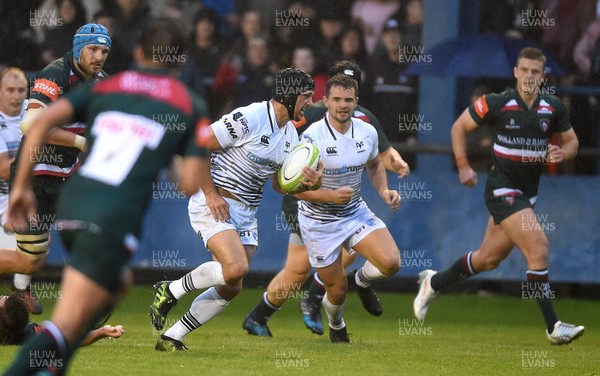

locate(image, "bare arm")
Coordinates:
380 147 410 178
547 128 579 163
451 108 479 187
366 154 400 210
80 325 124 346
22 102 86 150
0 151 12 181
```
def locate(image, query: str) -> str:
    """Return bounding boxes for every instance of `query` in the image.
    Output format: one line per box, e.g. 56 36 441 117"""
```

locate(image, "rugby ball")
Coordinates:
278 143 320 194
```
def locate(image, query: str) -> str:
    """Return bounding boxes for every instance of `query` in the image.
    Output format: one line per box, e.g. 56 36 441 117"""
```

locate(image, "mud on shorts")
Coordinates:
485 186 536 225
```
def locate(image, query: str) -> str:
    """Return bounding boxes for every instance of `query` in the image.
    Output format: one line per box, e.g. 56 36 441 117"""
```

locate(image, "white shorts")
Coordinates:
298 201 386 268
188 191 259 248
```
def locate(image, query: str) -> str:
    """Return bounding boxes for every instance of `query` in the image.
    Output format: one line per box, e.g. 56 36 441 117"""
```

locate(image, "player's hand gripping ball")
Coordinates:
278 143 320 194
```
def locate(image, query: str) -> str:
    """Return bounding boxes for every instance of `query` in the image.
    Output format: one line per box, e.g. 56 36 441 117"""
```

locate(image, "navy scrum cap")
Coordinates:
327 60 362 86
272 68 315 119
73 23 112 63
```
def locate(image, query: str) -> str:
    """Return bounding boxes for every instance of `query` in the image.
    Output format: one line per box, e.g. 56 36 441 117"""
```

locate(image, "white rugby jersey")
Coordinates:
0 100 27 197
196 100 298 207
299 112 378 221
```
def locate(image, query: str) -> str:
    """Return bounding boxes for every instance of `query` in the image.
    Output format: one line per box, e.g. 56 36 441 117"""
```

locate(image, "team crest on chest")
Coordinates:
539 118 550 133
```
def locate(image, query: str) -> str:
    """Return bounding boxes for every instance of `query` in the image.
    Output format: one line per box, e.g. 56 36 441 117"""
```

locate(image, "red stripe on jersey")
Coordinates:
92 71 193 115
500 105 523 112
354 114 370 123
493 149 537 162
69 73 79 85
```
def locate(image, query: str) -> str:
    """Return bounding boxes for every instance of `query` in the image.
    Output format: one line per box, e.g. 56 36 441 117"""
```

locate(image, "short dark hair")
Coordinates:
325 74 358 97
138 18 186 68
0 294 29 345
516 47 546 68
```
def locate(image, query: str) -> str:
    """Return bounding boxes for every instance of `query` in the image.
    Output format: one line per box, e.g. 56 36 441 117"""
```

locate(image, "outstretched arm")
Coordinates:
80 325 125 346
366 154 400 210
451 108 479 187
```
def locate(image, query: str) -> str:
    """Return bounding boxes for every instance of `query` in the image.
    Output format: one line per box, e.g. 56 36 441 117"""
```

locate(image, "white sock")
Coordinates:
168 261 226 299
322 293 346 330
355 261 386 288
13 273 32 290
164 287 229 340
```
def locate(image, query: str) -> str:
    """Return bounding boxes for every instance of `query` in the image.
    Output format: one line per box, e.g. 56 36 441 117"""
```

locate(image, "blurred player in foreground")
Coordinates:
413 47 584 345
4 18 212 374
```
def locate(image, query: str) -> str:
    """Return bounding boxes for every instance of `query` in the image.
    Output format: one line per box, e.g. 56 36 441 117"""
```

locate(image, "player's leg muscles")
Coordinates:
470 217 515 272
498 208 548 269
0 248 45 274
317 255 346 305
213 240 255 300
352 228 400 276
266 241 311 306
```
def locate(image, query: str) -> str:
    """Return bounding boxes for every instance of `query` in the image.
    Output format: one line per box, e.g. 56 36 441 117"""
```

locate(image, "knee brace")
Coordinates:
15 232 51 259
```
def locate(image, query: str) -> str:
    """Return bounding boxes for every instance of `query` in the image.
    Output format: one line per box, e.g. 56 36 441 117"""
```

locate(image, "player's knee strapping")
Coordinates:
15 232 50 259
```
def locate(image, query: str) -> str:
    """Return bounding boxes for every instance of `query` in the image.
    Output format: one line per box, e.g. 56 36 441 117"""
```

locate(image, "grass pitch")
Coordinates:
1 284 598 375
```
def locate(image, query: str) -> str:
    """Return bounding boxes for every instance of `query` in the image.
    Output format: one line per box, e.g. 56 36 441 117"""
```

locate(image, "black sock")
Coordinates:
250 292 279 323
431 252 477 291
525 269 559 333
306 273 325 305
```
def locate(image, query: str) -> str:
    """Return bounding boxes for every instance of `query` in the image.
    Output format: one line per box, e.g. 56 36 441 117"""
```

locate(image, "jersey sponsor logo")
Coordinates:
32 79 60 101
536 100 555 115
355 141 364 149
316 256 324 261
233 112 243 121
223 118 238 139
260 135 270 146
326 146 338 155
505 118 520 129
474 95 489 118
232 111 250 134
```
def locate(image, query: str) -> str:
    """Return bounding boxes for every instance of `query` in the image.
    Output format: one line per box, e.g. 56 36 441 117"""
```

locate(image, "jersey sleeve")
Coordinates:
30 67 66 105
552 97 572 133
0 136 8 154
366 123 379 161
211 108 253 149
468 94 498 125
360 106 391 153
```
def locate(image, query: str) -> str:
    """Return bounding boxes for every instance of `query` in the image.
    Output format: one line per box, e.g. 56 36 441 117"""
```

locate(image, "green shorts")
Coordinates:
485 186 534 225
13 175 64 235
59 223 132 293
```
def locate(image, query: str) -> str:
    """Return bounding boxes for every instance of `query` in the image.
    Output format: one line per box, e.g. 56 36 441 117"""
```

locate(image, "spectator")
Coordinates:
232 36 278 109
314 7 346 73
104 0 150 68
330 24 373 107
179 8 228 116
94 9 130 74
372 19 418 166
41 0 88 65
351 0 400 56
292 46 327 101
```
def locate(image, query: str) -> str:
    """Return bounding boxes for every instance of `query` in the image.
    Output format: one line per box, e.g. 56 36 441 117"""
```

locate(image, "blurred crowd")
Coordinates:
0 0 599 174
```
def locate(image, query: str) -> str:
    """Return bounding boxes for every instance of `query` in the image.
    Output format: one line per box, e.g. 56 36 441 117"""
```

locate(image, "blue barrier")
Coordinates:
46 169 600 283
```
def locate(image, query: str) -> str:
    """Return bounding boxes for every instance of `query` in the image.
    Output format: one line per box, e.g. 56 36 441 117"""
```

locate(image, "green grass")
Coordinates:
1 285 599 375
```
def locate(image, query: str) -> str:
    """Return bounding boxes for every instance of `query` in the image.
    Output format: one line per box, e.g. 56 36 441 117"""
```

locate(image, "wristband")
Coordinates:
73 135 86 151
